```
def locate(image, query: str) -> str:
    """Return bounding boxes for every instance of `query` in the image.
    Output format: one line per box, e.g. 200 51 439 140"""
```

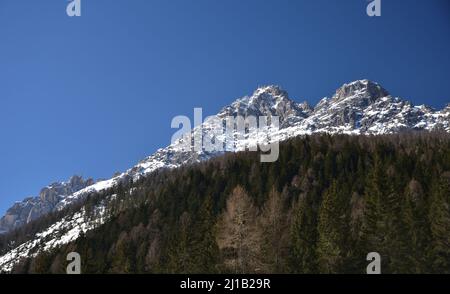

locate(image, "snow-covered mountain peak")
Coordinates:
218 85 309 125
332 79 390 105
252 84 286 97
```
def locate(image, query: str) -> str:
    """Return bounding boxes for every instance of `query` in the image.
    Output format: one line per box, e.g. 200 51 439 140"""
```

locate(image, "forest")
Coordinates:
1 133 449 274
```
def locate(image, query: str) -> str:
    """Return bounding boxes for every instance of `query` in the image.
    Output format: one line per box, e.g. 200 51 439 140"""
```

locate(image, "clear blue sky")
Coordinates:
0 0 449 214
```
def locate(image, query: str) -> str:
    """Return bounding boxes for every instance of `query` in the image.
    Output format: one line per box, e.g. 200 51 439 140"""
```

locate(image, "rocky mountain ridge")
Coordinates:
1 79 448 238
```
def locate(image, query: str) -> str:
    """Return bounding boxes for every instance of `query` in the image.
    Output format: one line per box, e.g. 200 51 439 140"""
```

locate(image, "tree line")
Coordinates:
3 132 450 274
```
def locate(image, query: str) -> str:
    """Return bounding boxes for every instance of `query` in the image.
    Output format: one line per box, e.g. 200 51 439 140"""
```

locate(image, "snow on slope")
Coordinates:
0 201 109 272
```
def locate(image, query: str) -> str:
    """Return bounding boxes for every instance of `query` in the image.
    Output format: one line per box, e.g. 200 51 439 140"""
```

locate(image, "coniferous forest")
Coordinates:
1 133 449 274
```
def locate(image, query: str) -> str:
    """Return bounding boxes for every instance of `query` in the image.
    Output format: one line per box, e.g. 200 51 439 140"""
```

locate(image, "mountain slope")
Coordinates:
2 80 449 232
1 79 449 272
3 133 450 274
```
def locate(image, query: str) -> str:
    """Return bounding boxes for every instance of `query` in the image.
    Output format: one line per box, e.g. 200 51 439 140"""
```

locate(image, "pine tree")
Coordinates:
427 173 450 273
403 179 428 273
361 154 387 262
290 191 318 273
167 212 194 273
259 188 289 273
110 231 135 273
190 196 219 273
316 181 349 273
384 185 414 273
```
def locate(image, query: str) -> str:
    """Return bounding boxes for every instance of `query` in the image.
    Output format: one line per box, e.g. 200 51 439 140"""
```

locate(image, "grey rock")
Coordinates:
0 176 95 233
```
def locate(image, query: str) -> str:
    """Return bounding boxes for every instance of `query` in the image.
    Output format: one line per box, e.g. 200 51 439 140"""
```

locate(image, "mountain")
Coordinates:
2 79 449 231
217 85 312 126
278 80 449 135
0 176 95 233
2 80 449 233
0 79 449 272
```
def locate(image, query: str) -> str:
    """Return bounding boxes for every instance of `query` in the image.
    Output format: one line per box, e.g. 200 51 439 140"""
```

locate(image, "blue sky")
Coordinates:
0 0 449 214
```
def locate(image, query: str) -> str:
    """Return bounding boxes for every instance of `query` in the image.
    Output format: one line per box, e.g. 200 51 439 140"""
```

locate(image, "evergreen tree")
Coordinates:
259 188 289 273
110 231 135 273
427 173 450 273
384 185 414 273
361 154 388 261
167 212 194 273
316 181 349 273
290 191 318 273
190 197 220 273
403 179 428 273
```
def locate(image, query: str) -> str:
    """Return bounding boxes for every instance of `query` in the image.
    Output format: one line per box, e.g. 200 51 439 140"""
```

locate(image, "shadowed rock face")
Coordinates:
0 176 94 233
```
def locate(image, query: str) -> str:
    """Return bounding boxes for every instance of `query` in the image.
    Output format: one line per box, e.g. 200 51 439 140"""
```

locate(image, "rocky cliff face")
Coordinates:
282 80 450 134
217 85 311 125
0 176 94 233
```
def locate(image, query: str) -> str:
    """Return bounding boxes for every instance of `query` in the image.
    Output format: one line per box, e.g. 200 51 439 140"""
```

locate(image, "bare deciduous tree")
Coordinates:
216 186 262 273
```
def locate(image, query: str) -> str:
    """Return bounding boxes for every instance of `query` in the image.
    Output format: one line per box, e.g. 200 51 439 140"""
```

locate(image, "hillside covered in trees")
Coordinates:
1 133 449 274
